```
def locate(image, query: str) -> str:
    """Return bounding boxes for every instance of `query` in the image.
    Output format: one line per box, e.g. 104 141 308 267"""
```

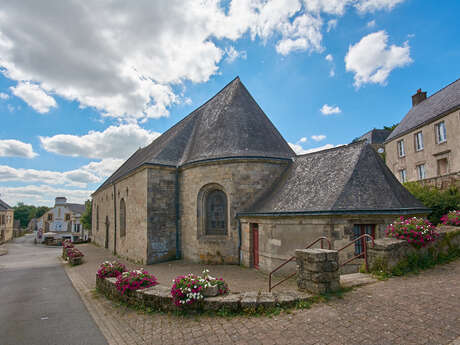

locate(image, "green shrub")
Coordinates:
404 182 460 224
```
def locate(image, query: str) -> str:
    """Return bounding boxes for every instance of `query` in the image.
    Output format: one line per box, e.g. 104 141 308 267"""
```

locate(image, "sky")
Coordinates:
0 0 459 207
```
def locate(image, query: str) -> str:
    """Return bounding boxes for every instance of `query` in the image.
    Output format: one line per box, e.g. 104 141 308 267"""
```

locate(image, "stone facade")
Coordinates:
179 158 289 264
239 214 421 275
0 208 14 244
385 108 460 184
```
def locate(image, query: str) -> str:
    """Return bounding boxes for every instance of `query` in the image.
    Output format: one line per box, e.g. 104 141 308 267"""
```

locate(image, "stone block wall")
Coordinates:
179 158 289 264
240 214 397 275
146 167 177 264
296 248 340 294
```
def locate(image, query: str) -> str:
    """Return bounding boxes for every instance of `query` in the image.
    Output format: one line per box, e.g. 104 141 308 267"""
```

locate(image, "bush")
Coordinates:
441 210 460 226
386 216 439 248
171 269 229 307
115 269 158 295
97 261 127 279
404 183 460 224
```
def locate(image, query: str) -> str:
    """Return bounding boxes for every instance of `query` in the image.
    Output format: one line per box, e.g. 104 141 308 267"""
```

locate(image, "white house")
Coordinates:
36 197 89 243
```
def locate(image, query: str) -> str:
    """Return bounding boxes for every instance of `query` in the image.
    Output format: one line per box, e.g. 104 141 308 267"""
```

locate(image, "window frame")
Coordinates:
197 184 229 240
353 224 376 256
414 131 424 151
205 190 228 236
399 169 407 183
435 121 447 143
397 139 405 157
417 164 426 180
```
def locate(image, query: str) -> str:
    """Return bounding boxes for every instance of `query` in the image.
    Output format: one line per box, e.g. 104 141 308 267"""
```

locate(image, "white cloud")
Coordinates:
325 54 333 62
345 31 412 87
303 144 336 153
10 82 56 113
0 165 99 188
40 124 160 160
289 142 308 155
299 137 308 143
327 19 338 32
0 185 92 207
80 158 124 179
356 0 406 13
225 46 247 63
0 92 9 99
311 135 326 141
325 54 335 76
0 139 37 158
320 104 341 115
367 20 376 28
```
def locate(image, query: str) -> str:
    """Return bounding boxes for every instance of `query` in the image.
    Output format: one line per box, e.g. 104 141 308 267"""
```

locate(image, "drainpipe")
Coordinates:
175 169 181 259
238 217 242 265
113 183 117 255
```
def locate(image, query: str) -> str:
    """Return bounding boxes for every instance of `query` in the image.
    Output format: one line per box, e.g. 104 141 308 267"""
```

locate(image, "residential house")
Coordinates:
385 79 460 188
0 198 14 243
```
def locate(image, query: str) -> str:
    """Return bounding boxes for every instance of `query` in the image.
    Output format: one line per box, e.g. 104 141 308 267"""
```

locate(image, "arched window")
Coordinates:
120 198 126 237
96 205 99 231
205 190 227 235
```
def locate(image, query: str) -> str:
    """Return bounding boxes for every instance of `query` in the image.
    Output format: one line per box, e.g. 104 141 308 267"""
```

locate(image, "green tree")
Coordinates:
404 182 460 224
35 206 50 218
81 200 92 231
13 203 50 228
383 123 399 132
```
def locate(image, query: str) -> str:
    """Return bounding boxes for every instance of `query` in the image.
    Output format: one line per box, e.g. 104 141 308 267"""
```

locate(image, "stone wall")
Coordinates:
0 209 14 243
418 171 460 190
368 225 460 272
92 169 149 264
179 158 289 264
240 214 405 275
146 167 177 264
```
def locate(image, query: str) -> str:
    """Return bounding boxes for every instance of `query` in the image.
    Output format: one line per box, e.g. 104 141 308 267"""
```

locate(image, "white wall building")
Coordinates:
35 197 89 243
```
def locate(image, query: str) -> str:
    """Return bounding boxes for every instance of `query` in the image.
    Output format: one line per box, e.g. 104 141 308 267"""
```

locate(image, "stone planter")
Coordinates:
69 257 83 266
202 284 219 297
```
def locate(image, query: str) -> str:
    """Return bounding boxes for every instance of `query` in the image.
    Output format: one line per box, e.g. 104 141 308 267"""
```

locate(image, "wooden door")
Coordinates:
252 223 259 269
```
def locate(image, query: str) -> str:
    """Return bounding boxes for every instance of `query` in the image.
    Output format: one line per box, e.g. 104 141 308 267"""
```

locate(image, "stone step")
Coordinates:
340 273 378 289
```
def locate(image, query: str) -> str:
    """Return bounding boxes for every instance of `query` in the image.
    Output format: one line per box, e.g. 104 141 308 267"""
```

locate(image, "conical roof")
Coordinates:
244 141 429 215
97 77 295 191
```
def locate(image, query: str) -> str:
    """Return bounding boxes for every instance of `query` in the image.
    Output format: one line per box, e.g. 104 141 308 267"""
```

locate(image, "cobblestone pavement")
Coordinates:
66 243 460 345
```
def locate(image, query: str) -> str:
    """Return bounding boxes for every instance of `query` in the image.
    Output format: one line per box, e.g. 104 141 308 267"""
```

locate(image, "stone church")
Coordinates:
92 77 428 273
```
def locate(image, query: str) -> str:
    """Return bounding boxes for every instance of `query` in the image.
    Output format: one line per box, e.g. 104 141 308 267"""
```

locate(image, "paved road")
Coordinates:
0 235 107 345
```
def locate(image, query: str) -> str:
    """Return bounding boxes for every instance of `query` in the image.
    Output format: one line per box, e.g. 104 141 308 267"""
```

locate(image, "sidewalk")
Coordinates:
65 242 460 345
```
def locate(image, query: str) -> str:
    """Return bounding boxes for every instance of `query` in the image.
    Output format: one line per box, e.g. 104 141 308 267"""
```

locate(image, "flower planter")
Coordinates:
69 257 83 266
202 284 219 297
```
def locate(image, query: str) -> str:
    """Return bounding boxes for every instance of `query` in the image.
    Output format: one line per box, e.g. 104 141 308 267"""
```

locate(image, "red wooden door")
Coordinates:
252 224 259 269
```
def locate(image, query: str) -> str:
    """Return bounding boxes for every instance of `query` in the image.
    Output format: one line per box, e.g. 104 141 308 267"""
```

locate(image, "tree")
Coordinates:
13 203 50 228
81 200 92 231
383 123 399 132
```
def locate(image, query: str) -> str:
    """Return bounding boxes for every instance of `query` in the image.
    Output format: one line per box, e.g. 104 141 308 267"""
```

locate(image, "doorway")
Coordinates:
251 223 259 269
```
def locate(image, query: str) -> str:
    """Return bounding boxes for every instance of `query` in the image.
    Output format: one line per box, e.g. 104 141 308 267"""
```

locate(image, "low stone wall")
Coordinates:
368 226 460 272
96 275 314 313
296 248 340 294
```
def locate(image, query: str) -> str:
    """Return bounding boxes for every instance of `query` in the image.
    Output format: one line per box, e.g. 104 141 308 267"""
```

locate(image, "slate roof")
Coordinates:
357 129 391 144
242 141 429 215
0 198 12 210
65 203 85 215
96 77 295 192
387 77 460 142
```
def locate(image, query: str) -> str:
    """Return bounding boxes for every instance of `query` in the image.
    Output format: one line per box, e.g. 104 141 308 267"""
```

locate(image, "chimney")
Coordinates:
412 88 427 107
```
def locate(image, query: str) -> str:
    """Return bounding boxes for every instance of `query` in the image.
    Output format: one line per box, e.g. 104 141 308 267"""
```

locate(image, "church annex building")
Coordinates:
92 77 429 273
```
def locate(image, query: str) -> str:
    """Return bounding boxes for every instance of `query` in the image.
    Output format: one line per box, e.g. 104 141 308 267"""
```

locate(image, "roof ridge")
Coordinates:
420 76 460 101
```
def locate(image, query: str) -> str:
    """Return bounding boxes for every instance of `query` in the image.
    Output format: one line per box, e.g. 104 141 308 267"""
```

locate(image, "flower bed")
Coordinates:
386 216 439 248
66 247 84 266
441 210 460 226
62 240 74 260
97 261 127 279
115 269 158 295
171 269 229 307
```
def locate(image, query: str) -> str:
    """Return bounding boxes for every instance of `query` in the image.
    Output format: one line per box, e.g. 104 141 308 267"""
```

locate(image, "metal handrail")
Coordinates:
337 234 374 272
268 236 331 292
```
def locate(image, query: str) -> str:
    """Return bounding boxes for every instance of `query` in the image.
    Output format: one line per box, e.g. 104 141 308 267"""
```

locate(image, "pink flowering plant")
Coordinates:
441 210 460 226
66 247 84 259
97 261 127 279
386 216 439 248
171 269 229 307
115 269 158 295
62 240 74 249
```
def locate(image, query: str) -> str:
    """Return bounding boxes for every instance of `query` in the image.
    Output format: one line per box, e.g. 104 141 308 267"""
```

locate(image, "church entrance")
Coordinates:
251 223 259 269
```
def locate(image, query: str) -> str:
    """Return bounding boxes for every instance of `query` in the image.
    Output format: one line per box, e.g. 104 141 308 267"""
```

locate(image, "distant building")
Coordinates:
0 198 14 243
385 79 460 188
354 128 392 154
35 197 89 243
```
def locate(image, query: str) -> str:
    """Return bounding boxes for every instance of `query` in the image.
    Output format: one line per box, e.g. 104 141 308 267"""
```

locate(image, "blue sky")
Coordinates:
0 0 459 206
